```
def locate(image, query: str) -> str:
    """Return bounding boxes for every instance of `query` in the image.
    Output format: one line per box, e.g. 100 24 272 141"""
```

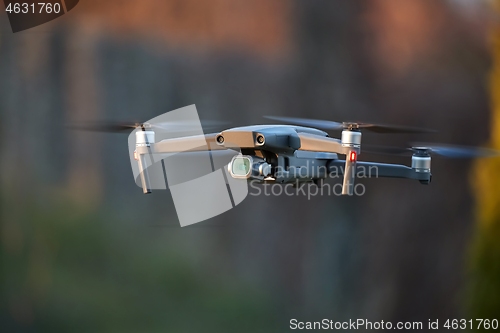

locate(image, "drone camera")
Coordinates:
228 155 252 178
228 155 271 180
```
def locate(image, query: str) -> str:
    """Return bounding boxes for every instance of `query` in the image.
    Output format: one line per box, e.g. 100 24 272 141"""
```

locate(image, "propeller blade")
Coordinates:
413 143 500 158
362 144 410 155
67 120 227 133
147 120 226 132
264 116 344 130
264 116 435 134
357 123 436 134
363 143 500 159
66 121 139 132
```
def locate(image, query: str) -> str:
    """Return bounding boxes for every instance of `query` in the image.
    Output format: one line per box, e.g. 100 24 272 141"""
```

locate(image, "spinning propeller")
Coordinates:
364 143 500 159
67 120 226 133
264 116 435 134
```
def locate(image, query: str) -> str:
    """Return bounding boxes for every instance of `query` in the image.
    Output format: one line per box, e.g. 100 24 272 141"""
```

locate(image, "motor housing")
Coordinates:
411 148 431 173
136 130 155 146
341 130 362 148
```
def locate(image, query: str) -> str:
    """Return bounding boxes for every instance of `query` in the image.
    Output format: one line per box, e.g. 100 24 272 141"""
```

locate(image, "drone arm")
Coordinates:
150 133 227 154
297 133 347 154
328 160 431 183
134 133 229 155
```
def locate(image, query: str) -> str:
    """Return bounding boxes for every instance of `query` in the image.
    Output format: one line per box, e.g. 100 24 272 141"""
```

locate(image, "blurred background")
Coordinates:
1 0 500 332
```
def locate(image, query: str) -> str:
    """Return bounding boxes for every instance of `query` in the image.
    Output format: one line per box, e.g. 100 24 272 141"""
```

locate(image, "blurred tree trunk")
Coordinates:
470 0 500 322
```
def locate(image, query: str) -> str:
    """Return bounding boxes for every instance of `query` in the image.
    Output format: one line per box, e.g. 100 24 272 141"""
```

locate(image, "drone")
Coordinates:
72 115 500 196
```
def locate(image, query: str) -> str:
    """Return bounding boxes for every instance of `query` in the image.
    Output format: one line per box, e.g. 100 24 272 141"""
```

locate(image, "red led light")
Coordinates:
349 151 357 162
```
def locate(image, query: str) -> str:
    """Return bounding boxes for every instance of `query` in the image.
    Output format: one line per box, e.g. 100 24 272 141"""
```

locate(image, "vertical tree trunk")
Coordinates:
470 0 500 322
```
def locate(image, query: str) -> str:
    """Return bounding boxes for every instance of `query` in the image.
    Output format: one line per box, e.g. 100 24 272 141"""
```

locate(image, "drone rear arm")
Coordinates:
327 160 431 183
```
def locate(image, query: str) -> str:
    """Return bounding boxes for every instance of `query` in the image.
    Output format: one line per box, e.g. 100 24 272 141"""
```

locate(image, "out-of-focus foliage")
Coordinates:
470 0 500 324
1 195 279 332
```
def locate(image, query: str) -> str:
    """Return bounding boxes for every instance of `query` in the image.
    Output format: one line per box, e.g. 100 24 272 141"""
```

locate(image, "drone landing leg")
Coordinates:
137 154 152 194
342 156 356 195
